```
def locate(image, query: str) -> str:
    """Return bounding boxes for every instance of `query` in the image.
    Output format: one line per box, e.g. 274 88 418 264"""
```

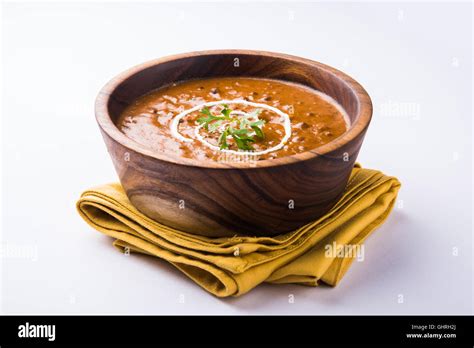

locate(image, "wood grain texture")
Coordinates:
95 50 372 237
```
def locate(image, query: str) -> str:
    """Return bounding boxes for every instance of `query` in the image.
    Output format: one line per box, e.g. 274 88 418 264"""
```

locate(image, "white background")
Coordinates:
1 1 472 314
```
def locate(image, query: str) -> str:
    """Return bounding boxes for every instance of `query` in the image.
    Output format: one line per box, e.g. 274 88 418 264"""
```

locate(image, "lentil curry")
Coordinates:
118 77 348 161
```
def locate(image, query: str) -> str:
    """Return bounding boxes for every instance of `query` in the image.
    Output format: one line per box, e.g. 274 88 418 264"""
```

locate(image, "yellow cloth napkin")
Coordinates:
76 165 400 297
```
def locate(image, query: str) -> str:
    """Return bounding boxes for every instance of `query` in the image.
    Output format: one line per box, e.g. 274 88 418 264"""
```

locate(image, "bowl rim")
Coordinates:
95 49 372 169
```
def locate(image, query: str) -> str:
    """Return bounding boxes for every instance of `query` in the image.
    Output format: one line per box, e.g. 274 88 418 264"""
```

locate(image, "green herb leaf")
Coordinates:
232 134 255 151
250 120 265 127
232 128 249 136
197 107 225 130
218 128 229 149
200 107 213 117
208 120 223 132
198 106 266 151
221 104 232 119
251 125 264 139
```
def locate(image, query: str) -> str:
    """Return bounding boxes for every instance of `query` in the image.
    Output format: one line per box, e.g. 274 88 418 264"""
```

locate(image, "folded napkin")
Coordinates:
76 165 400 297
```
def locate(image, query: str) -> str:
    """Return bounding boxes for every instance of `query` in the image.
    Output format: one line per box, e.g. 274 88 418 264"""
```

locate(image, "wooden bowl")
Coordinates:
95 50 372 237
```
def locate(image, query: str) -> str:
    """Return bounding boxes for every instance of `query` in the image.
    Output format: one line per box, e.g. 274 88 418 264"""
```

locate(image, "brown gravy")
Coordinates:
118 77 348 161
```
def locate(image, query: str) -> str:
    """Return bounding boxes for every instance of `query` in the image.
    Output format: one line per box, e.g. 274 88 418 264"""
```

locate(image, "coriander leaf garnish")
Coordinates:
208 119 223 132
250 120 265 127
251 125 264 139
198 105 266 151
197 107 225 130
200 106 213 117
231 128 250 136
218 129 229 149
221 104 232 119
231 133 255 151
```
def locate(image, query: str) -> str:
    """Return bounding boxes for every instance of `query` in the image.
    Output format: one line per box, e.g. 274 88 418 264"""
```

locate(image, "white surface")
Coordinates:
1 1 472 314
